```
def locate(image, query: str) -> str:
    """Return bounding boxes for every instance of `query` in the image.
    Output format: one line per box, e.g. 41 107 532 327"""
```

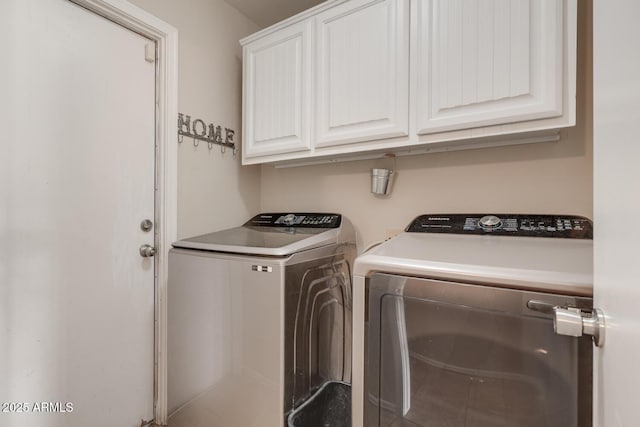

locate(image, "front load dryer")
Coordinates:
352 214 594 427
168 213 356 427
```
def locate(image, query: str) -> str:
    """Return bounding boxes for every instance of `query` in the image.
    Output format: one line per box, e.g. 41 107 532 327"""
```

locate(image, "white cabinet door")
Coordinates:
415 0 568 134
243 21 312 158
314 0 409 147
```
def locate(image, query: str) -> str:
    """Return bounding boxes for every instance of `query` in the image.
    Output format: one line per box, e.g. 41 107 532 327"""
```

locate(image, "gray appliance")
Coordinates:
168 213 356 426
352 214 595 427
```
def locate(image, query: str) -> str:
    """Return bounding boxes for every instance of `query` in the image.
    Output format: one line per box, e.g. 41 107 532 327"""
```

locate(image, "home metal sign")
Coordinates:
178 113 236 152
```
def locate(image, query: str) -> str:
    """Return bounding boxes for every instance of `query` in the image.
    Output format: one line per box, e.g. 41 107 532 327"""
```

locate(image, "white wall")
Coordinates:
130 0 261 239
261 3 593 250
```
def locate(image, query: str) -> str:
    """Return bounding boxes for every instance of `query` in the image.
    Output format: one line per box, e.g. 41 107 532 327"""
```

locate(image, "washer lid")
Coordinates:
172 213 345 256
354 232 593 296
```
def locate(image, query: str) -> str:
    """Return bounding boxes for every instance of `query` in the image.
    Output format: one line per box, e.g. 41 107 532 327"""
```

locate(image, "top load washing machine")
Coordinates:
352 214 595 427
168 213 356 427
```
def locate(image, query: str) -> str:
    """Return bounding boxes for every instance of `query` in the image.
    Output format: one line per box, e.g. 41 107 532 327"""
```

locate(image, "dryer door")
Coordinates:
365 273 593 427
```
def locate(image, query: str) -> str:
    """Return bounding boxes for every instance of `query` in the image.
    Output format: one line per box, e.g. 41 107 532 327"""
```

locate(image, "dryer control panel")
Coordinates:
406 214 592 239
245 213 342 228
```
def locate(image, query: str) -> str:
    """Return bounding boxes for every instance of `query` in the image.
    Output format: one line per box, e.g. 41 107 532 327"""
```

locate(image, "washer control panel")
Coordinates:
245 213 342 228
406 214 592 239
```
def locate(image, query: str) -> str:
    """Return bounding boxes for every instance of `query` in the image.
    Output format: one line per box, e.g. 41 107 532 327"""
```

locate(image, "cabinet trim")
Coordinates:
240 0 348 45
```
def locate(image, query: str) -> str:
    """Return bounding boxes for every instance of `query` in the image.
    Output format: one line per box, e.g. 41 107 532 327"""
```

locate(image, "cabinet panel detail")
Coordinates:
315 0 409 147
240 0 575 166
243 21 312 158
415 0 563 134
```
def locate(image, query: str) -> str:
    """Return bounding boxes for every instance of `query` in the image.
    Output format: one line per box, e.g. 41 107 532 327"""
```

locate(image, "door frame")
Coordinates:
68 0 177 424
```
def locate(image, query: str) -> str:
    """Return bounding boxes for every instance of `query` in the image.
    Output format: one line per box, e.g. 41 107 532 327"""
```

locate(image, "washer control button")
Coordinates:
282 213 296 226
478 215 503 231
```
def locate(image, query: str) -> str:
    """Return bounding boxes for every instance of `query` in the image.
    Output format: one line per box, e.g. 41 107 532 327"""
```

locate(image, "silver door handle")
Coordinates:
526 300 556 315
527 300 605 347
139 244 156 257
554 307 605 347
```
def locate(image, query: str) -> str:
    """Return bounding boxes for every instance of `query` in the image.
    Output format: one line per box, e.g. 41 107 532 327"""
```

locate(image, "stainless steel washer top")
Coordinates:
172 212 353 256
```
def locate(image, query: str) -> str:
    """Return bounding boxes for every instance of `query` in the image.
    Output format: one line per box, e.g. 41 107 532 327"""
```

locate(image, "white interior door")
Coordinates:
593 1 640 426
0 1 156 426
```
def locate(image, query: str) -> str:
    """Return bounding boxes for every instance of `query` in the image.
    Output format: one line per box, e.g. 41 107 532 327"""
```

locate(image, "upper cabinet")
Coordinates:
242 20 312 158
314 0 409 147
414 0 566 134
240 0 577 166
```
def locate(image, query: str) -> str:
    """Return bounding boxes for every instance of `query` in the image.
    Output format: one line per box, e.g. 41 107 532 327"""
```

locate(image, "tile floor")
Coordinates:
167 376 278 427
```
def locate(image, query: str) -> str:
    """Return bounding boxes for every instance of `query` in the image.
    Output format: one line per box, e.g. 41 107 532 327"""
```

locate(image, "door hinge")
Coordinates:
145 43 156 63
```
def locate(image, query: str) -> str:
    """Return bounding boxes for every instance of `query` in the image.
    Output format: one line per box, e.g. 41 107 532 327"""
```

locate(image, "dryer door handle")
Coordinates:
526 300 556 315
527 300 605 348
554 307 606 348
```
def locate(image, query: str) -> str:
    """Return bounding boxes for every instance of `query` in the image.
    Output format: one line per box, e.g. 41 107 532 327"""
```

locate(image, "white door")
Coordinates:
593 1 640 426
0 0 156 426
